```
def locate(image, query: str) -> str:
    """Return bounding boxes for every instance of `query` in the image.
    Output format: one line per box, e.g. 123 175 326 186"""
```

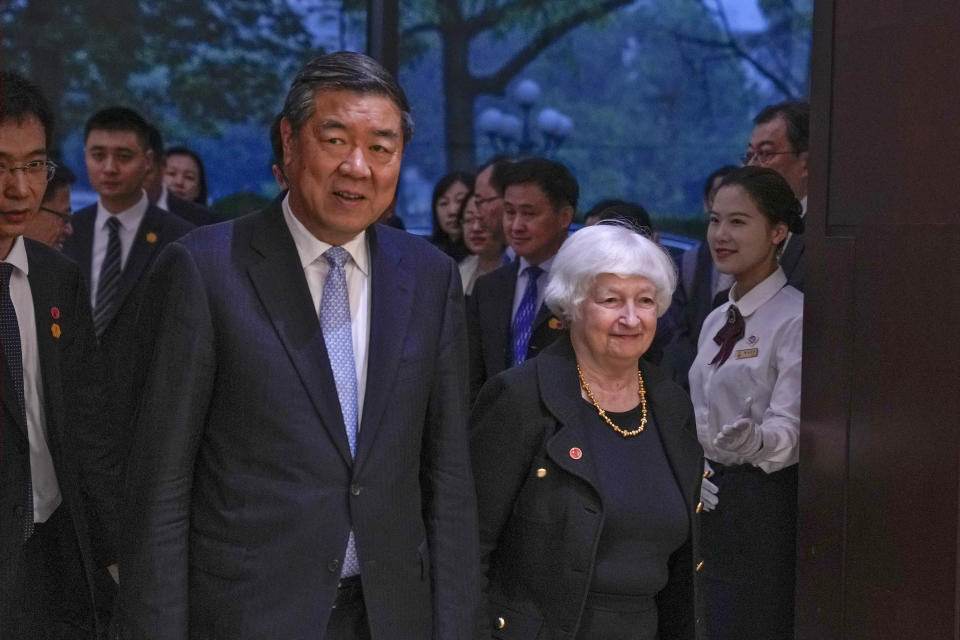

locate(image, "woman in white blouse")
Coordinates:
688 166 803 640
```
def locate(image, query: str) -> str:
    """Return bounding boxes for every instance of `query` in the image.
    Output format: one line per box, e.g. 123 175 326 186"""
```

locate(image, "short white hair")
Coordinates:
544 221 677 324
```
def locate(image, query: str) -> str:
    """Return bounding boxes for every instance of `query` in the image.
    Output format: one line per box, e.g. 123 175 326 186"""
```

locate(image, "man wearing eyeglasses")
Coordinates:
23 161 76 251
0 71 108 638
743 101 810 291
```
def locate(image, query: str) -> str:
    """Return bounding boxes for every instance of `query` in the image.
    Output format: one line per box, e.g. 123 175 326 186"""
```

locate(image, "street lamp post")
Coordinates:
477 78 573 156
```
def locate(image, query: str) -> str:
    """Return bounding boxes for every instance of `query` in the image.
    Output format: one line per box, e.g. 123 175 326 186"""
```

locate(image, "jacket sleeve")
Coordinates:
116 243 217 640
422 259 481 640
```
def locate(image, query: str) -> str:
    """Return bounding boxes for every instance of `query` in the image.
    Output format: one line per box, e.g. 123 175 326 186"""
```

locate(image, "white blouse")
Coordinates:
689 267 803 473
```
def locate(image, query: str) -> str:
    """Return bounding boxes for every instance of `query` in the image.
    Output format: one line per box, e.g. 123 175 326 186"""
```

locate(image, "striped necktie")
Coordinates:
512 264 543 366
93 216 122 335
0 262 34 539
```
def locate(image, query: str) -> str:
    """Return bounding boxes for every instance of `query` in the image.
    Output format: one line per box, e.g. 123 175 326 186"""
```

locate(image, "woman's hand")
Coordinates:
701 460 719 511
713 397 763 456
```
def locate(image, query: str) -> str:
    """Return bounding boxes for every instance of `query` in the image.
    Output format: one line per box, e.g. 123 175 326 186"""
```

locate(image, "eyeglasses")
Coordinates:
39 206 72 223
474 194 501 208
0 160 57 184
740 150 797 166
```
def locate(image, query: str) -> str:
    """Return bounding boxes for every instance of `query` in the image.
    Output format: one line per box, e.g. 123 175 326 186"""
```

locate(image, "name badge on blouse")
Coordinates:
735 348 759 359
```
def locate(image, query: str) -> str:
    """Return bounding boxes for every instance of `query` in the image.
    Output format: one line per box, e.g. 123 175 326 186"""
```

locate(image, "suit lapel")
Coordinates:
354 226 413 468
780 234 804 283
487 261 518 374
24 243 63 451
114 205 164 309
245 205 353 466
538 337 602 494
65 206 96 286
1 357 28 438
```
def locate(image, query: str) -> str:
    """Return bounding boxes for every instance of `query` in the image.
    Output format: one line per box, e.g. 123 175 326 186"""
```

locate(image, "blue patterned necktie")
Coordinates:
512 264 543 366
320 246 360 577
0 262 34 539
93 216 122 335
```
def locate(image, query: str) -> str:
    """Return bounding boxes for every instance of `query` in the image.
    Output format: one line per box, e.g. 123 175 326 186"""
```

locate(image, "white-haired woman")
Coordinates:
470 222 705 640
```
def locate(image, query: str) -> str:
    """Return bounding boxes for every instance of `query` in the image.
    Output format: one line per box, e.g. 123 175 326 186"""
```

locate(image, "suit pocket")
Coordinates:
490 600 544 639
190 532 249 580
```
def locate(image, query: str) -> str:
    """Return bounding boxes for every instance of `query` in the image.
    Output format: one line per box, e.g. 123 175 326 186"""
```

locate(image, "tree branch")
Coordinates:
401 21 442 38
474 0 634 95
465 0 555 37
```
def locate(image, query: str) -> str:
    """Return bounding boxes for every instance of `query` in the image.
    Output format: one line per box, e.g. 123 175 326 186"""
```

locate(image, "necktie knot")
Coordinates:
324 246 350 270
106 216 121 234
525 264 543 280
0 262 14 288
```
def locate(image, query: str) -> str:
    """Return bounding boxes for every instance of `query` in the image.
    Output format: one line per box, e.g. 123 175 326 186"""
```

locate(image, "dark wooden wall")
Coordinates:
798 2 960 638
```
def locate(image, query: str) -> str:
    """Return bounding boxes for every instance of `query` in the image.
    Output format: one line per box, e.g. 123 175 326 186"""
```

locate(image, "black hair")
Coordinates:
0 71 54 145
145 122 164 159
41 161 76 203
164 145 208 205
754 100 810 154
703 165 738 203
430 170 474 242
270 113 284 167
493 156 579 211
717 166 804 235
83 106 152 151
585 199 653 237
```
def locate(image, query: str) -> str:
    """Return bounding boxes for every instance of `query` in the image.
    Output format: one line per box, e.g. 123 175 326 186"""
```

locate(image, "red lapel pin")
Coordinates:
569 447 582 460
51 306 60 319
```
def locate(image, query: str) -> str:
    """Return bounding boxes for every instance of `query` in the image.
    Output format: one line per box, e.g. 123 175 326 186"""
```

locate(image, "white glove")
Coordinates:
700 460 718 512
713 397 762 456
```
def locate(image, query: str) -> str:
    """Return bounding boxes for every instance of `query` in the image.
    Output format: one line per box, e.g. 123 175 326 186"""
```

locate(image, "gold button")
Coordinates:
496 617 506 629
536 468 547 478
696 560 704 572
696 501 703 514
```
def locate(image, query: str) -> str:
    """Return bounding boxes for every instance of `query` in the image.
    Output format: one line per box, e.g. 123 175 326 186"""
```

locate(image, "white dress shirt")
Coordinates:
90 191 150 307
688 267 803 473
282 194 370 426
155 184 170 212
3 236 61 522
511 255 555 320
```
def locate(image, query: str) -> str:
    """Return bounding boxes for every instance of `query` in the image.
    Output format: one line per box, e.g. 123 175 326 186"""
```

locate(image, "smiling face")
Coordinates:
462 194 503 257
85 128 152 213
163 153 202 202
503 182 572 264
571 273 659 366
0 115 48 258
708 184 787 294
281 89 403 245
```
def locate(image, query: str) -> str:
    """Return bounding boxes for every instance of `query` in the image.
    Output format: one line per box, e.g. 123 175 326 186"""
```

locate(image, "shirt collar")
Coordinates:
1 235 29 276
728 266 787 317
800 195 808 217
281 192 369 276
518 254 555 277
157 184 170 212
96 190 150 233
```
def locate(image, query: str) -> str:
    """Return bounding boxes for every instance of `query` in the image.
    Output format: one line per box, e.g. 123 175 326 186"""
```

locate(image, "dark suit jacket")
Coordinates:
779 233 804 292
61 202 194 560
117 203 478 640
471 336 705 640
0 239 107 635
167 194 217 227
467 260 564 400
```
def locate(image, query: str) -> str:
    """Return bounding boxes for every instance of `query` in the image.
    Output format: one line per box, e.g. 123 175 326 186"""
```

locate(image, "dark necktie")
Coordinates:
320 247 360 577
0 262 34 539
512 265 543 366
93 216 122 335
710 304 745 367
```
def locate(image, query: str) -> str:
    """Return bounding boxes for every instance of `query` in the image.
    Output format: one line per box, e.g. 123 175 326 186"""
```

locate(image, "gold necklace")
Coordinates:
577 363 647 437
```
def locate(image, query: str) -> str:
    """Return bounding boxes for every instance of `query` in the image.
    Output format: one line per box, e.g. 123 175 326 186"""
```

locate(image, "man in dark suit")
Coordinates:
141 123 216 227
0 71 107 639
62 107 194 588
117 52 477 640
743 101 809 291
467 157 575 399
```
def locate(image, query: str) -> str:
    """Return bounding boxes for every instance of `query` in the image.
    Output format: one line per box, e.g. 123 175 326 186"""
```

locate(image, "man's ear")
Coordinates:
280 117 296 172
798 150 809 181
559 204 574 229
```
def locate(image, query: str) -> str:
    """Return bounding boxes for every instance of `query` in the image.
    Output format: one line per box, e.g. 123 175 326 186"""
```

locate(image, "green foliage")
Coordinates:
1 0 315 136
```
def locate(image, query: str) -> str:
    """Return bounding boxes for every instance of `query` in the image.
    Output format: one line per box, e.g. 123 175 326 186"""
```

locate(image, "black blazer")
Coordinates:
117 203 478 640
61 202 194 559
167 194 217 227
0 239 107 634
470 336 706 640
779 234 804 292
467 260 564 400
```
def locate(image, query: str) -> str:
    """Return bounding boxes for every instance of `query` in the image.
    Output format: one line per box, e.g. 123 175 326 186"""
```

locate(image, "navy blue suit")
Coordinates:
117 203 478 640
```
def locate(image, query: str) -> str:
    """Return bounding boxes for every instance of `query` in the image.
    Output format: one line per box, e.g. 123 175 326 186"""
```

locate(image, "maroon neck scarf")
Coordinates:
710 305 745 367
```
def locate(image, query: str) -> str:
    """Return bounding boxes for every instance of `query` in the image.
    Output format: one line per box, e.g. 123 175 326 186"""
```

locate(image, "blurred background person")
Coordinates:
471 222 703 640
163 145 208 206
143 125 212 226
23 160 75 250
582 199 652 233
458 191 506 295
429 170 472 260
689 166 803 640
